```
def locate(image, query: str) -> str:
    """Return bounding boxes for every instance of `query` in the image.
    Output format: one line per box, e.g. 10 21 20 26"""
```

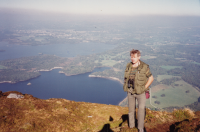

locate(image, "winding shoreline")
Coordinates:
118 96 128 106
0 66 101 84
34 67 63 72
88 75 126 106
0 75 41 84
0 67 123 85
0 67 127 106
61 66 109 76
0 67 63 84
88 75 123 84
0 81 13 84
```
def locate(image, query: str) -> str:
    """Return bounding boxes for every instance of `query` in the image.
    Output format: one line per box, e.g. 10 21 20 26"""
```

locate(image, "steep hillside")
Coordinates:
0 91 200 132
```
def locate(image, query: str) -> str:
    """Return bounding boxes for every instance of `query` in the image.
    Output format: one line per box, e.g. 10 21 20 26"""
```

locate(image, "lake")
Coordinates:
0 42 126 105
0 67 126 105
0 42 116 60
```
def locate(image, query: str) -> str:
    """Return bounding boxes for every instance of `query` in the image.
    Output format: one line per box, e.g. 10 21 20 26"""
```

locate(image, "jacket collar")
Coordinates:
130 60 144 71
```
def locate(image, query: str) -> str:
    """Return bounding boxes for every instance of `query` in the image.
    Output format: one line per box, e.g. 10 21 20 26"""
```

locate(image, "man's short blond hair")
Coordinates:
130 49 141 56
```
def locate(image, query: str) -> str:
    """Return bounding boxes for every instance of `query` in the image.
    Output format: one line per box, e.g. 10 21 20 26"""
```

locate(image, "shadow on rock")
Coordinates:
170 119 200 132
119 114 129 127
119 114 138 128
99 123 114 132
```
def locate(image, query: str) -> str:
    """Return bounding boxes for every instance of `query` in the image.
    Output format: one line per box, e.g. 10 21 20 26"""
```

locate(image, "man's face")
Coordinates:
131 53 140 64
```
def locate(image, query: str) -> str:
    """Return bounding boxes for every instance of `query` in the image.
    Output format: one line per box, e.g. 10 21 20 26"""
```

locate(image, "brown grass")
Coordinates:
0 91 200 132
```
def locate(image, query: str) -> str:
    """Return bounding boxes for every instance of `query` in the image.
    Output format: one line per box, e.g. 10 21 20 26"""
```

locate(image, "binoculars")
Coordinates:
128 79 134 88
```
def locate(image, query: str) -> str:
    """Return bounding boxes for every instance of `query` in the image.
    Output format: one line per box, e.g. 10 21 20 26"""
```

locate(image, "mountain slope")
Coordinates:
0 91 200 132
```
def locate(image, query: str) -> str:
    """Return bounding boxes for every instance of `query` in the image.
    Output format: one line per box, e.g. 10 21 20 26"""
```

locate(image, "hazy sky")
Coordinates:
0 0 200 16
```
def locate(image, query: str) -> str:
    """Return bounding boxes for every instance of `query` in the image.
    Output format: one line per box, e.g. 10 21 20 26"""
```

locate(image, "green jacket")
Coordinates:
123 61 149 94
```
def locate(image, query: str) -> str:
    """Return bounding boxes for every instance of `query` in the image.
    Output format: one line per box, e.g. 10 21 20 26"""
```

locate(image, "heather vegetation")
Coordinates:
0 91 200 132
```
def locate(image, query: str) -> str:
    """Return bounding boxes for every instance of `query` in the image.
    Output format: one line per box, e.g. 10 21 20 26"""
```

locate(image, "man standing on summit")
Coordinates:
123 49 154 132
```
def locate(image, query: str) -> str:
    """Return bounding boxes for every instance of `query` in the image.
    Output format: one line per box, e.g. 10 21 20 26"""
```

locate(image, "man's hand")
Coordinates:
128 88 133 93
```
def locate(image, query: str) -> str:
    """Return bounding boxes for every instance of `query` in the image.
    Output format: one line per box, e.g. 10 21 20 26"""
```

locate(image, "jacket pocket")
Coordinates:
135 85 145 94
136 71 146 85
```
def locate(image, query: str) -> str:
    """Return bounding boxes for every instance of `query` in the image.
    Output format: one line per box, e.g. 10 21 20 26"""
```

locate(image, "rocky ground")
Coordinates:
0 91 200 132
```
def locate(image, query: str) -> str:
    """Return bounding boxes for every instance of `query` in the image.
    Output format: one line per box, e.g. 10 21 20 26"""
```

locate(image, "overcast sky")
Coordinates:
0 0 200 16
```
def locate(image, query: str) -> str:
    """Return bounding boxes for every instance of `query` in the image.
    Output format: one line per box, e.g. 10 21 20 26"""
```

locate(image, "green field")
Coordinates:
35 37 45 42
17 36 46 42
100 52 129 60
17 36 31 41
100 60 119 67
192 61 200 65
157 75 181 82
146 80 200 109
160 65 182 70
97 52 129 67
141 55 157 60
0 65 7 69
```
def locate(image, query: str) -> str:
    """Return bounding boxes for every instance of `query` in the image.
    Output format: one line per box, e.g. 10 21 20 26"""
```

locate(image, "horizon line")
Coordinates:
1 7 200 17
